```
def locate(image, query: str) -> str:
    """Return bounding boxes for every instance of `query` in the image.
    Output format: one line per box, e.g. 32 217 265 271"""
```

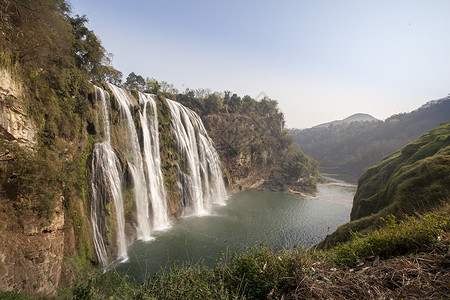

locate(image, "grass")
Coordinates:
327 211 449 266
351 123 450 221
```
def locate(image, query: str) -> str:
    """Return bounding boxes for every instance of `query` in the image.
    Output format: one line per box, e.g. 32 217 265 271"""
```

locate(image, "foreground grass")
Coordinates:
67 205 449 300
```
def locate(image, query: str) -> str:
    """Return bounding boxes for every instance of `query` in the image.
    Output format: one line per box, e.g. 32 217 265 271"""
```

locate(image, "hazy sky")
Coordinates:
70 0 450 128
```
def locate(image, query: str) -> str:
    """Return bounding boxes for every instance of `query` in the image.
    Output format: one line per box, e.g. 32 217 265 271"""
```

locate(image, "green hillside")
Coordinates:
322 122 450 246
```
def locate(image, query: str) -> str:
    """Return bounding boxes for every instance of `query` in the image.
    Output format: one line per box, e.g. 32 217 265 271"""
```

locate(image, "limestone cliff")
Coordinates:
0 196 66 294
202 111 319 195
0 70 36 147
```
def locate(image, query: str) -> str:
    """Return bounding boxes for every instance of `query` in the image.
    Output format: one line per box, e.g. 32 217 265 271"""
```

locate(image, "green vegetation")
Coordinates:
290 98 450 181
352 122 450 220
0 0 121 222
155 95 181 217
329 212 449 265
0 290 40 300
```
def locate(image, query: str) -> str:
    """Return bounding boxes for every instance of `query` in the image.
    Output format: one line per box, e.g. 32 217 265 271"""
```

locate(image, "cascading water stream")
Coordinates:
91 86 128 266
90 84 228 266
167 100 205 214
139 92 170 230
108 84 152 241
167 99 227 215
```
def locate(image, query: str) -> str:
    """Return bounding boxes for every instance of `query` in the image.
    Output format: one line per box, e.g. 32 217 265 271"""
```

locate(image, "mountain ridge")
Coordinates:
313 113 379 128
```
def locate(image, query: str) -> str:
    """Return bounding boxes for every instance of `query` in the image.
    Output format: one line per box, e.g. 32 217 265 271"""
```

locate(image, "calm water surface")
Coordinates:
113 177 356 280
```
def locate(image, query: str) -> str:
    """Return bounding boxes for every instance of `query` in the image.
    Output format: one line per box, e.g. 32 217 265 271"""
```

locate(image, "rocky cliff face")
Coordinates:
0 70 36 147
202 112 318 194
0 196 66 294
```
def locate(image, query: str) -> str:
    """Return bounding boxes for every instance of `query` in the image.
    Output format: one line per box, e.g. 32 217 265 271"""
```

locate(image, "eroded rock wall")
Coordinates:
0 196 65 294
0 70 36 147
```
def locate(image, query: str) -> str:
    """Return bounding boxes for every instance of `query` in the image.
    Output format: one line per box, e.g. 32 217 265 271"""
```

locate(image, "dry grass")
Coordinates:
287 239 449 299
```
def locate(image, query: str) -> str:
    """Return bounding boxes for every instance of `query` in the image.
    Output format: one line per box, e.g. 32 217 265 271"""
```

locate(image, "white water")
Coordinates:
139 93 170 231
90 85 228 266
108 84 152 241
91 86 128 266
167 99 227 215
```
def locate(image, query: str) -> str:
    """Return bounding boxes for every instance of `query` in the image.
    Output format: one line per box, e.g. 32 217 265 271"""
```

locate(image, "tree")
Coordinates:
160 81 178 94
70 14 122 83
1 0 73 72
194 88 211 99
125 72 146 91
229 93 242 112
98 64 123 85
204 93 223 114
145 77 160 94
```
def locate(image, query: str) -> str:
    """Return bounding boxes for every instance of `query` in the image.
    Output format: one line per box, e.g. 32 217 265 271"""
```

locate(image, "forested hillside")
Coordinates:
313 113 379 128
290 97 450 181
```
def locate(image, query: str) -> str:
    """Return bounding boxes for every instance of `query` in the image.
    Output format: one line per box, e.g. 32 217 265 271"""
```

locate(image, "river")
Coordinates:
112 176 356 281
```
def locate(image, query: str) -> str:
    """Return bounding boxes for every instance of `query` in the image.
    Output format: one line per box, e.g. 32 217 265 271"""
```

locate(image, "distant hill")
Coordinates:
313 113 379 128
290 96 450 181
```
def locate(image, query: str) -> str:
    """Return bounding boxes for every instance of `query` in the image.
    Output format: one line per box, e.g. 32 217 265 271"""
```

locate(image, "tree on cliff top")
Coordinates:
0 0 122 85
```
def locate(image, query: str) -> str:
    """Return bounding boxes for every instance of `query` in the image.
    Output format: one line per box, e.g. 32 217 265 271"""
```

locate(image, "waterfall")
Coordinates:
107 84 152 241
91 86 128 266
90 84 228 266
138 92 170 230
167 99 227 215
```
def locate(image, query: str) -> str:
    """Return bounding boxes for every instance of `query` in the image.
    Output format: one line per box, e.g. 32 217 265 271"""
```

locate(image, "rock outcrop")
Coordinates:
0 70 36 148
0 196 65 295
